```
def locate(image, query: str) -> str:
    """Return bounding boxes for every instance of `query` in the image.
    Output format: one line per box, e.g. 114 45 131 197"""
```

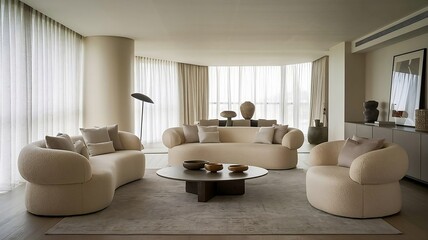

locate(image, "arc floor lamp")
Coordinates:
131 93 154 141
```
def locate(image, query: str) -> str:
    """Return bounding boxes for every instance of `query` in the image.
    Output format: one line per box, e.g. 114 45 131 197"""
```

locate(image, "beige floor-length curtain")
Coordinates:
309 56 329 126
178 63 209 125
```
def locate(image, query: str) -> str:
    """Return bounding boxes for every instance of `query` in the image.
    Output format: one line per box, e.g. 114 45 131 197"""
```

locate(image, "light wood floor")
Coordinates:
1 153 428 240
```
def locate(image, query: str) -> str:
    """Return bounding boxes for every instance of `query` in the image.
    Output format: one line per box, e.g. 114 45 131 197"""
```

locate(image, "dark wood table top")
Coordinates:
156 164 268 182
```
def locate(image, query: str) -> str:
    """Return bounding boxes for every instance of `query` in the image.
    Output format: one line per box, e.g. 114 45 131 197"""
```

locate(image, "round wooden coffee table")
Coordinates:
156 164 268 202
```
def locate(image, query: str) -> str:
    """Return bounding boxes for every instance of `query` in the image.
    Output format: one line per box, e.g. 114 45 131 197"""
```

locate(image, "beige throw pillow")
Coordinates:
197 126 220 143
45 134 76 152
338 137 385 168
183 125 199 143
80 127 111 144
272 124 288 144
254 127 275 144
87 141 115 156
106 124 124 150
74 140 89 159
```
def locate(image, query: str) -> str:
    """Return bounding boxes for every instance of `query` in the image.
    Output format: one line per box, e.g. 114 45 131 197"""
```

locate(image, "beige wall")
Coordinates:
328 42 346 141
365 33 428 121
83 36 135 132
345 42 366 123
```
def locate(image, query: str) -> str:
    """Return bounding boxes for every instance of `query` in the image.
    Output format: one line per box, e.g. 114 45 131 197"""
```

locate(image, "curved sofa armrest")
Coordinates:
281 128 304 150
162 127 185 148
18 142 92 185
350 143 408 185
119 131 142 151
309 140 345 166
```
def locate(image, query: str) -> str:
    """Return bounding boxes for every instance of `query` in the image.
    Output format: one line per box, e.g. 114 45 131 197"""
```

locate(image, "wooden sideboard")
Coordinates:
345 122 428 184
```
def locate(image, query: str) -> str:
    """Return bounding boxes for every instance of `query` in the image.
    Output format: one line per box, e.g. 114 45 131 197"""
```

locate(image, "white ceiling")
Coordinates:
20 0 428 65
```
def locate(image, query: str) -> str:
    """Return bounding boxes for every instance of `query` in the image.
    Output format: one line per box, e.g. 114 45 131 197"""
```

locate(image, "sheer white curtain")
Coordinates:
134 57 179 144
209 66 282 120
0 0 83 191
208 63 311 129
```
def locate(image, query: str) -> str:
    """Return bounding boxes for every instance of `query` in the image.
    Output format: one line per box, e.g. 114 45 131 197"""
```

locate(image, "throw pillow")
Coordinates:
45 134 75 152
183 124 199 143
254 127 275 144
80 127 111 144
87 141 115 156
74 140 89 159
337 137 385 168
199 132 220 143
272 124 289 144
106 124 124 150
352 135 385 149
198 126 220 143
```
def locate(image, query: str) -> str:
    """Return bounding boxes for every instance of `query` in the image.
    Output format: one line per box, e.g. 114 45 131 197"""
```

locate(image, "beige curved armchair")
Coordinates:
306 140 408 218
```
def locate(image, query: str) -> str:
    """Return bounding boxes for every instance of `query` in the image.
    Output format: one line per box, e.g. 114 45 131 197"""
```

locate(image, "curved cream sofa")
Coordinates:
306 140 408 218
162 127 304 169
18 131 145 216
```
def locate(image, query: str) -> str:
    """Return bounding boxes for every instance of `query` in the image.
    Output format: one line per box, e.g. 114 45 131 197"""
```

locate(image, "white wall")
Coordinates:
328 42 346 140
83 36 135 132
365 33 428 121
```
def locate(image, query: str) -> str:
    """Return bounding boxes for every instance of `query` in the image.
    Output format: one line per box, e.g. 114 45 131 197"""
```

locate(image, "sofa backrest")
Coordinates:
218 127 259 143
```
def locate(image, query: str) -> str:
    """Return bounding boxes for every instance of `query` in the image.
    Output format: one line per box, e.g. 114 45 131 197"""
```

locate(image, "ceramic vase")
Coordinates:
240 101 255 120
363 100 379 123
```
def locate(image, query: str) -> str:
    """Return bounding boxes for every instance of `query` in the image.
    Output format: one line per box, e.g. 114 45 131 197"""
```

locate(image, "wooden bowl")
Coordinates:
228 164 249 173
183 160 209 170
204 163 223 173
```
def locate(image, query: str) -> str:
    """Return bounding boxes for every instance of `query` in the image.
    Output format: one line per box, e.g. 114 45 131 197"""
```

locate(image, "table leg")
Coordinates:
185 180 246 202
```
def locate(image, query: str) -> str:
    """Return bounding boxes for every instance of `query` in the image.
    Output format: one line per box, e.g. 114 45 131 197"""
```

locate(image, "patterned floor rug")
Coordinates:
47 169 400 235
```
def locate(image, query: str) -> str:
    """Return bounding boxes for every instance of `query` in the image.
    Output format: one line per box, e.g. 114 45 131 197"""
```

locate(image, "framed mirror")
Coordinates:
388 49 426 127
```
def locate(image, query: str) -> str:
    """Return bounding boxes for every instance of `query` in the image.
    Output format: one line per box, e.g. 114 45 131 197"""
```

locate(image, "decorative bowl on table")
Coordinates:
183 160 209 170
204 163 223 173
228 164 249 173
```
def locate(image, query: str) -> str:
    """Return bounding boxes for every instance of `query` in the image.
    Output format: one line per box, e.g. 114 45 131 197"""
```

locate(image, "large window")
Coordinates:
208 63 312 129
0 0 83 191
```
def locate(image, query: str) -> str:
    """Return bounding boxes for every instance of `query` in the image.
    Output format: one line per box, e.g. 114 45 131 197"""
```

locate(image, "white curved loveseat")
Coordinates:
162 127 304 169
18 131 145 216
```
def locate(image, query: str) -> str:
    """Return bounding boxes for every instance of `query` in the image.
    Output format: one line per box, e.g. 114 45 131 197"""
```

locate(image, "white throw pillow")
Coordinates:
80 127 111 144
87 141 115 156
197 126 220 143
183 124 199 143
254 127 275 144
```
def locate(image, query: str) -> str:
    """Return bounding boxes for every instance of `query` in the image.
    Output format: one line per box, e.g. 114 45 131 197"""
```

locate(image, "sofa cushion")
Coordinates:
183 124 199 143
254 127 275 144
338 138 384 168
87 141 115 156
80 127 111 144
198 126 220 143
106 124 124 150
45 134 76 152
273 124 289 144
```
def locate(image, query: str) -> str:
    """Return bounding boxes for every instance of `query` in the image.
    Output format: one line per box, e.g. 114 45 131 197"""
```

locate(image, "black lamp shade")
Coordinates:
131 93 154 104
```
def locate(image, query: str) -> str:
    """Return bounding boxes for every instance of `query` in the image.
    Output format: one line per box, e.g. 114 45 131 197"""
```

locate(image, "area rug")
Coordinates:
47 169 400 235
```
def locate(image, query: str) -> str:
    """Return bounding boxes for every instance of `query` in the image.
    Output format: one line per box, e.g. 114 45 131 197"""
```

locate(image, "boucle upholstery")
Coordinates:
306 140 408 218
18 131 145 216
162 127 304 169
